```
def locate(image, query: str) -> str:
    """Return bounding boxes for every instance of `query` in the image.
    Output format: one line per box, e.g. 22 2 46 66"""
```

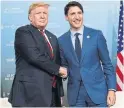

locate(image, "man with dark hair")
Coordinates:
58 1 116 107
8 2 67 107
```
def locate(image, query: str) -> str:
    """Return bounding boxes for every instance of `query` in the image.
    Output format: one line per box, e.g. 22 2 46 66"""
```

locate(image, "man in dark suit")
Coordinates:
58 1 116 107
8 2 67 107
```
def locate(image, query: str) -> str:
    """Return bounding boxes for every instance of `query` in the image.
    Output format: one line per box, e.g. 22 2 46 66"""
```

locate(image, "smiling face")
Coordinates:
65 6 83 31
29 6 48 30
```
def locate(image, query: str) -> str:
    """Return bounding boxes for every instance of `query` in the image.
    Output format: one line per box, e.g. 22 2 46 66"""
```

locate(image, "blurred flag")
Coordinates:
116 0 124 91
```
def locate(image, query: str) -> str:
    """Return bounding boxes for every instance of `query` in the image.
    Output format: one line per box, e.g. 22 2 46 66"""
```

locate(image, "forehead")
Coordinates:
68 6 82 13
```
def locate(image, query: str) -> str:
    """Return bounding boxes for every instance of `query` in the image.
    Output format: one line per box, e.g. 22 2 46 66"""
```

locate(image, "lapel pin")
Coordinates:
87 35 90 39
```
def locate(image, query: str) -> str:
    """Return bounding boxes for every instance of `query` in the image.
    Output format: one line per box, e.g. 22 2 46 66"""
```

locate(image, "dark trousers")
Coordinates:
71 81 107 107
50 87 61 107
12 87 60 107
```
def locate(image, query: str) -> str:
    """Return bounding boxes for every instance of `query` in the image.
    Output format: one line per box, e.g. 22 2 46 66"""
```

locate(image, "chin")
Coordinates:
39 24 46 27
74 24 81 27
75 26 82 29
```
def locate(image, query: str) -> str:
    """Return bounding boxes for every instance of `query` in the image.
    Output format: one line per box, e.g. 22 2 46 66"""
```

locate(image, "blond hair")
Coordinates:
28 2 49 14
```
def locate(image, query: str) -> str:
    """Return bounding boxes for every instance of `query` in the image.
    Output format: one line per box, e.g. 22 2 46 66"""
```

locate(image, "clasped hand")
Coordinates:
59 67 68 78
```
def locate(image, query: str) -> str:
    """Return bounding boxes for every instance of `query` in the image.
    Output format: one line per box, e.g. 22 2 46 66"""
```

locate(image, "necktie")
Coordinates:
40 31 54 59
75 33 81 61
40 30 56 88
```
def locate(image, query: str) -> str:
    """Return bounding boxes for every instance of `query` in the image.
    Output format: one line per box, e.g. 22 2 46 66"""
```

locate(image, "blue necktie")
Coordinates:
75 33 81 61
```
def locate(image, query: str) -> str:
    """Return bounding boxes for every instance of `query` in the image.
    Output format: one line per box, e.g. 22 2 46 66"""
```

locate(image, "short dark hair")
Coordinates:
64 1 84 15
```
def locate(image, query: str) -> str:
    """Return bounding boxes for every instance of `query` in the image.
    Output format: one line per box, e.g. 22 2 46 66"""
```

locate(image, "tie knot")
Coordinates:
75 33 80 37
40 29 45 34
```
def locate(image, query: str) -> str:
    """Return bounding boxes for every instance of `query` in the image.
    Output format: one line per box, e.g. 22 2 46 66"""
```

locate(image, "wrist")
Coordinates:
59 67 63 75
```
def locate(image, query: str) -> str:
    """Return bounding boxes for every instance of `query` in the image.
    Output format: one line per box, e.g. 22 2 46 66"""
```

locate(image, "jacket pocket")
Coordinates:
94 70 105 82
18 75 36 83
18 76 41 103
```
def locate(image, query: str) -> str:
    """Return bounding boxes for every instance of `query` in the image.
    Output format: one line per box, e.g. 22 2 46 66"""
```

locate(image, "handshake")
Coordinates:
59 67 68 78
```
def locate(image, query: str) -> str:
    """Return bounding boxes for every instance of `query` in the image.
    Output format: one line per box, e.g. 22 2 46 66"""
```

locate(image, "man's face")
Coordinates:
66 6 83 31
29 6 48 29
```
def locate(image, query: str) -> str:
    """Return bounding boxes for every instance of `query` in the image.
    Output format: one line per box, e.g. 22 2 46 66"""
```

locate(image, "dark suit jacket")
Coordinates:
8 24 64 107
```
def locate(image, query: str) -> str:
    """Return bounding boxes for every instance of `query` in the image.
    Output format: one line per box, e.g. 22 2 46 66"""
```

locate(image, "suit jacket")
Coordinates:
58 26 116 106
8 24 64 107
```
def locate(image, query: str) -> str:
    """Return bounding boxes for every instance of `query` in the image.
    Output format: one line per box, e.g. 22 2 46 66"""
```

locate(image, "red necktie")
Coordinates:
40 30 56 88
40 31 54 59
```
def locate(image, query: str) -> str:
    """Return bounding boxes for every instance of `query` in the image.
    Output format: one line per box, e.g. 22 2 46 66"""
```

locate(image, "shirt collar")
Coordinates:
38 29 45 33
71 26 84 37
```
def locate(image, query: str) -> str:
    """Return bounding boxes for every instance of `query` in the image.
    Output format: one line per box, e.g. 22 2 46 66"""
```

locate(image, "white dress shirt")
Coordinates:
70 26 84 49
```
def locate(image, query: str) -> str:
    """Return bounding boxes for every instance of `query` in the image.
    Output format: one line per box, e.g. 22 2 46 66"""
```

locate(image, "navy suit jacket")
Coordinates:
58 26 116 106
8 24 64 107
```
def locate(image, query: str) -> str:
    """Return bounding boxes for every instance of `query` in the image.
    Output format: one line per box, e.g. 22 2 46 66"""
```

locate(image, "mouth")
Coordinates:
74 20 81 24
39 20 45 23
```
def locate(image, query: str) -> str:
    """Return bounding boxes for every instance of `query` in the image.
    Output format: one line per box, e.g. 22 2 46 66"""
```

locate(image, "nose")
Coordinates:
40 13 45 18
75 14 79 19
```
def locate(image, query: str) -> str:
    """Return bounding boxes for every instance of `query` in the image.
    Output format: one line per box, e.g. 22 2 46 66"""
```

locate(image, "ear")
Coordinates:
65 15 68 21
28 14 32 22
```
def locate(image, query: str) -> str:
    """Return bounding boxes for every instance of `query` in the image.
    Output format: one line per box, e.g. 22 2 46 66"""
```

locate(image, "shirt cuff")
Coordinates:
108 89 116 92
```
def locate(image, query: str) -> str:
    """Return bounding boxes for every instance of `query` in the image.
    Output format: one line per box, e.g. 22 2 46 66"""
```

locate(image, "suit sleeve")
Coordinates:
59 45 68 68
58 40 69 79
15 28 60 75
55 39 64 96
97 30 116 90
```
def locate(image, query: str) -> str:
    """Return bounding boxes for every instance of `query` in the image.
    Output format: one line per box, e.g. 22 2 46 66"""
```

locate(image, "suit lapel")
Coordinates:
66 31 79 64
66 27 91 64
28 25 52 58
80 26 91 64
